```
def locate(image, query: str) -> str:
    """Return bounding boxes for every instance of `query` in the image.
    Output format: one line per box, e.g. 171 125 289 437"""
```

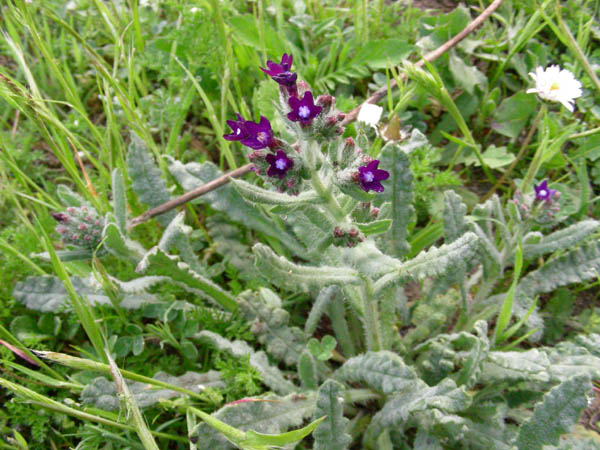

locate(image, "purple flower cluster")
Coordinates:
223 53 390 195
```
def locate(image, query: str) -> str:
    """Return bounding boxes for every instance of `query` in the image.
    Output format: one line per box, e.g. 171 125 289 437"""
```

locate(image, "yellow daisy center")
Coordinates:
549 82 560 91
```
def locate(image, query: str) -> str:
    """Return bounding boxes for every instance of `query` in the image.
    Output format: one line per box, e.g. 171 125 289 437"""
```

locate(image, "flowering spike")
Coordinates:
533 180 557 202
358 160 389 193
265 150 294 179
260 53 293 76
287 92 322 125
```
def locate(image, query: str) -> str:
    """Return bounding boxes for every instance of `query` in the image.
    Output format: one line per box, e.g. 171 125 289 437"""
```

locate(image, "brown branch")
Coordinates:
129 0 505 227
129 163 253 227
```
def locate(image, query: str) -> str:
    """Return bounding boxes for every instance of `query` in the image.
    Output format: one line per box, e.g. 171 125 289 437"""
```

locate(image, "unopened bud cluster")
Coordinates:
52 206 104 250
333 225 365 248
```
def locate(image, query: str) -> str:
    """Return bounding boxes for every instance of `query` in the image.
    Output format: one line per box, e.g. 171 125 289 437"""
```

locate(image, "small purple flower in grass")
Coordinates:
260 53 293 76
358 160 389 193
287 91 322 125
533 180 557 202
223 113 249 142
265 150 293 178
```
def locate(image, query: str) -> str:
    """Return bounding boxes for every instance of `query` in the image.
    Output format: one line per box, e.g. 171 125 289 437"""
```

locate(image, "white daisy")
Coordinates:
526 65 582 112
357 103 383 128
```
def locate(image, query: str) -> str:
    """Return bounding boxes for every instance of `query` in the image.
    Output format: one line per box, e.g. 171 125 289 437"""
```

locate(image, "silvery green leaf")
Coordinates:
32 249 93 262
136 247 237 312
370 378 471 432
127 132 174 227
56 184 85 207
253 244 361 292
573 334 600 357
313 380 351 450
415 321 489 388
516 375 591 450
195 330 296 394
374 232 478 294
355 219 392 236
521 220 599 260
102 219 145 261
167 157 305 255
191 393 315 450
339 241 401 279
379 142 414 258
111 168 127 234
544 344 600 383
158 212 202 273
81 371 224 411
335 351 419 394
443 190 467 243
13 275 158 312
298 350 318 391
479 349 552 383
237 288 307 365
518 242 600 297
305 286 340 336
195 330 253 358
230 178 323 207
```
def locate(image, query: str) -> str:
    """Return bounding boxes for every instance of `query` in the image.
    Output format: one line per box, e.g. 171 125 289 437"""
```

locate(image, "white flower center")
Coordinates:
257 132 268 143
298 106 311 119
275 158 287 170
363 171 374 183
236 128 241 135
539 189 547 197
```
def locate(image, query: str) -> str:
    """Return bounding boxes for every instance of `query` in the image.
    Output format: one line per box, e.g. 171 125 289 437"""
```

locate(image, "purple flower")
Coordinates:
260 53 293 77
51 212 70 223
533 180 557 202
223 113 249 142
265 150 293 178
287 92 322 125
358 160 389 193
241 116 274 149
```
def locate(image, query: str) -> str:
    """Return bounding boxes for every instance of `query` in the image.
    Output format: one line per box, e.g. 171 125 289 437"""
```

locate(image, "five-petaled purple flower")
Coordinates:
223 113 249 142
265 150 294 178
260 53 293 77
533 180 557 202
358 160 389 193
224 115 274 150
287 92 322 125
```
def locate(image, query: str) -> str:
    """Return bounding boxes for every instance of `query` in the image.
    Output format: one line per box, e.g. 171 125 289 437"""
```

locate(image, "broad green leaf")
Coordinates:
449 51 486 94
491 92 537 139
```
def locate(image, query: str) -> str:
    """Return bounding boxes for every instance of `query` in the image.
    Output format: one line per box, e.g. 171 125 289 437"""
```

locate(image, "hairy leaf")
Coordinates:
253 244 361 291
111 168 127 234
191 393 316 450
305 286 340 336
127 132 174 227
313 380 351 450
81 371 224 411
136 247 237 311
521 220 599 259
380 142 414 258
231 178 323 207
516 375 592 450
335 351 419 394
13 275 158 312
443 190 467 243
167 158 305 255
